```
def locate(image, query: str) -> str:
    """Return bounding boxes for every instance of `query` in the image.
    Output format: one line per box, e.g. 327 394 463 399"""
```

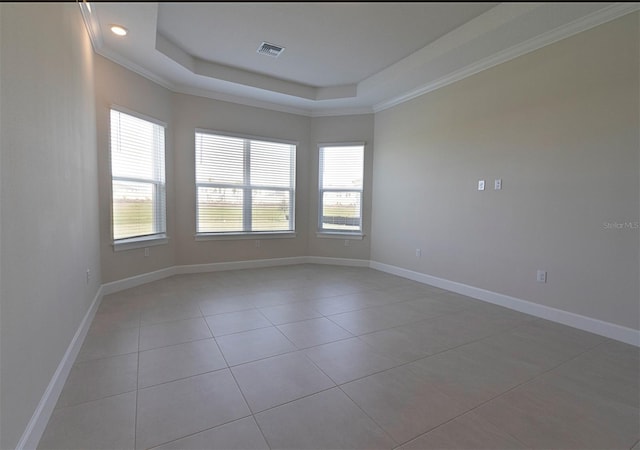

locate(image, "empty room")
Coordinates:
1 2 638 449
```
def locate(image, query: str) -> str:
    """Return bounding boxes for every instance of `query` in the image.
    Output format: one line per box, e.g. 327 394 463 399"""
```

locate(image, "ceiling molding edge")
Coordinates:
95 46 175 92
78 2 175 92
171 85 314 117
78 1 103 51
373 2 640 113
308 107 374 118
80 2 639 118
173 85 373 117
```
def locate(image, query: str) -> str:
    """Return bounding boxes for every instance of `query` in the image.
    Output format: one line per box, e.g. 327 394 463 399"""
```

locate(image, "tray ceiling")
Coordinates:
81 2 637 116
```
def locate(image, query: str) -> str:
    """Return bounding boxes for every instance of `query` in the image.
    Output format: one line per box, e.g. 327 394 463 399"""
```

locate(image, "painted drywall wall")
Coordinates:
308 115 375 260
95 55 175 283
0 4 101 448
172 93 311 265
94 57 379 278
372 13 640 330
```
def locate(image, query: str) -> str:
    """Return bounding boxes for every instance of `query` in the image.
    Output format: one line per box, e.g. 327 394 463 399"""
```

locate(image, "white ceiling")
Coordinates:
156 3 496 87
81 2 638 116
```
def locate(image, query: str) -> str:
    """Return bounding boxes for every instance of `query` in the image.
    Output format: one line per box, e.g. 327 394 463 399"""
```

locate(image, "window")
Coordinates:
318 143 364 234
110 109 166 243
195 131 296 235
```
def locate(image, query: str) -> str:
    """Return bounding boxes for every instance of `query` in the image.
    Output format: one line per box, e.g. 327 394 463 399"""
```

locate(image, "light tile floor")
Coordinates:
38 264 640 450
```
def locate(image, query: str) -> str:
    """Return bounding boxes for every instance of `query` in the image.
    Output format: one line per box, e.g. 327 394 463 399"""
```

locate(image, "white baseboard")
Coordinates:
26 256 640 449
101 257 365 293
175 256 307 274
369 261 640 347
17 286 104 450
305 256 370 267
101 266 177 295
99 256 639 346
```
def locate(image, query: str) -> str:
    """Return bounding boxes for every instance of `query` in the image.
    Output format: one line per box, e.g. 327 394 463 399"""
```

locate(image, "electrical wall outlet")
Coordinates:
494 179 502 190
478 180 485 191
86 269 91 284
415 248 421 258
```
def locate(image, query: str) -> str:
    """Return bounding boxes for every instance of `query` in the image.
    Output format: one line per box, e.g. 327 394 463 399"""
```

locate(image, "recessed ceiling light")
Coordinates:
110 25 128 37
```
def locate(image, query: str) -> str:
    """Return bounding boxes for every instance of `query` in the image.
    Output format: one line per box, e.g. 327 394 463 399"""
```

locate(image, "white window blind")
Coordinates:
195 131 296 234
318 144 364 233
110 109 166 242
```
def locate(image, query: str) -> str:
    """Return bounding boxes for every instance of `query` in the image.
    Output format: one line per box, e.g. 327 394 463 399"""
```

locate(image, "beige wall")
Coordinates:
308 115 375 260
172 93 312 265
95 55 175 283
95 57 377 275
0 4 101 448
371 13 640 330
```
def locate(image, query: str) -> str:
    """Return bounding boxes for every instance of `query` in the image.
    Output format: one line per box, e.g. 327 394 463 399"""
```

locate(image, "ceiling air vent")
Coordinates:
257 42 285 58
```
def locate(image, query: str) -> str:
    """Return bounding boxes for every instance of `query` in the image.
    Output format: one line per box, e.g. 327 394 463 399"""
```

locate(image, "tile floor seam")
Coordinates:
336 384 400 447
288 315 594 416
321 313 367 335
200 302 275 450
275 324 358 351
53 388 139 411
205 322 273 339
391 408 533 450
391 336 612 449
334 313 533 373
139 335 216 353
138 316 205 329
145 413 256 450
242 383 339 416
75 349 139 364
249 414 273 450
197 302 231 373
134 320 141 450
45 267 636 450
172 299 275 450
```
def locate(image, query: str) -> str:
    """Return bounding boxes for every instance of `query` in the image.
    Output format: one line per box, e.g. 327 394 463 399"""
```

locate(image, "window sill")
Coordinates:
195 232 297 241
113 235 169 252
316 232 364 240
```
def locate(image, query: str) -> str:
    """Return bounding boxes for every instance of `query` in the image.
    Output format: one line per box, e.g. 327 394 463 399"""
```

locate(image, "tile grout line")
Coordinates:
197 300 274 450
69 311 533 413
337 384 400 447
297 344 399 447
134 313 141 450
392 337 611 449
145 415 256 450
62 269 628 450
281 315 602 447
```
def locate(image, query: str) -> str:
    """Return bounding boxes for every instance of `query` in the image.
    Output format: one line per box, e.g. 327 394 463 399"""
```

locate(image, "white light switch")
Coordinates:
494 179 502 190
478 180 485 191
537 270 547 283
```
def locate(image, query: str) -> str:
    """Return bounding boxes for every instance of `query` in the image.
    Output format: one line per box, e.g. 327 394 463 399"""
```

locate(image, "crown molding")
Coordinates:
373 2 640 113
78 1 174 92
309 107 373 118
171 85 314 117
78 1 103 51
95 46 174 91
80 2 640 117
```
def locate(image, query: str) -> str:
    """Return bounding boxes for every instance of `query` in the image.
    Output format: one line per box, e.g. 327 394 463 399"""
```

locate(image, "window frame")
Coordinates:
194 129 297 238
109 106 168 250
317 142 365 237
